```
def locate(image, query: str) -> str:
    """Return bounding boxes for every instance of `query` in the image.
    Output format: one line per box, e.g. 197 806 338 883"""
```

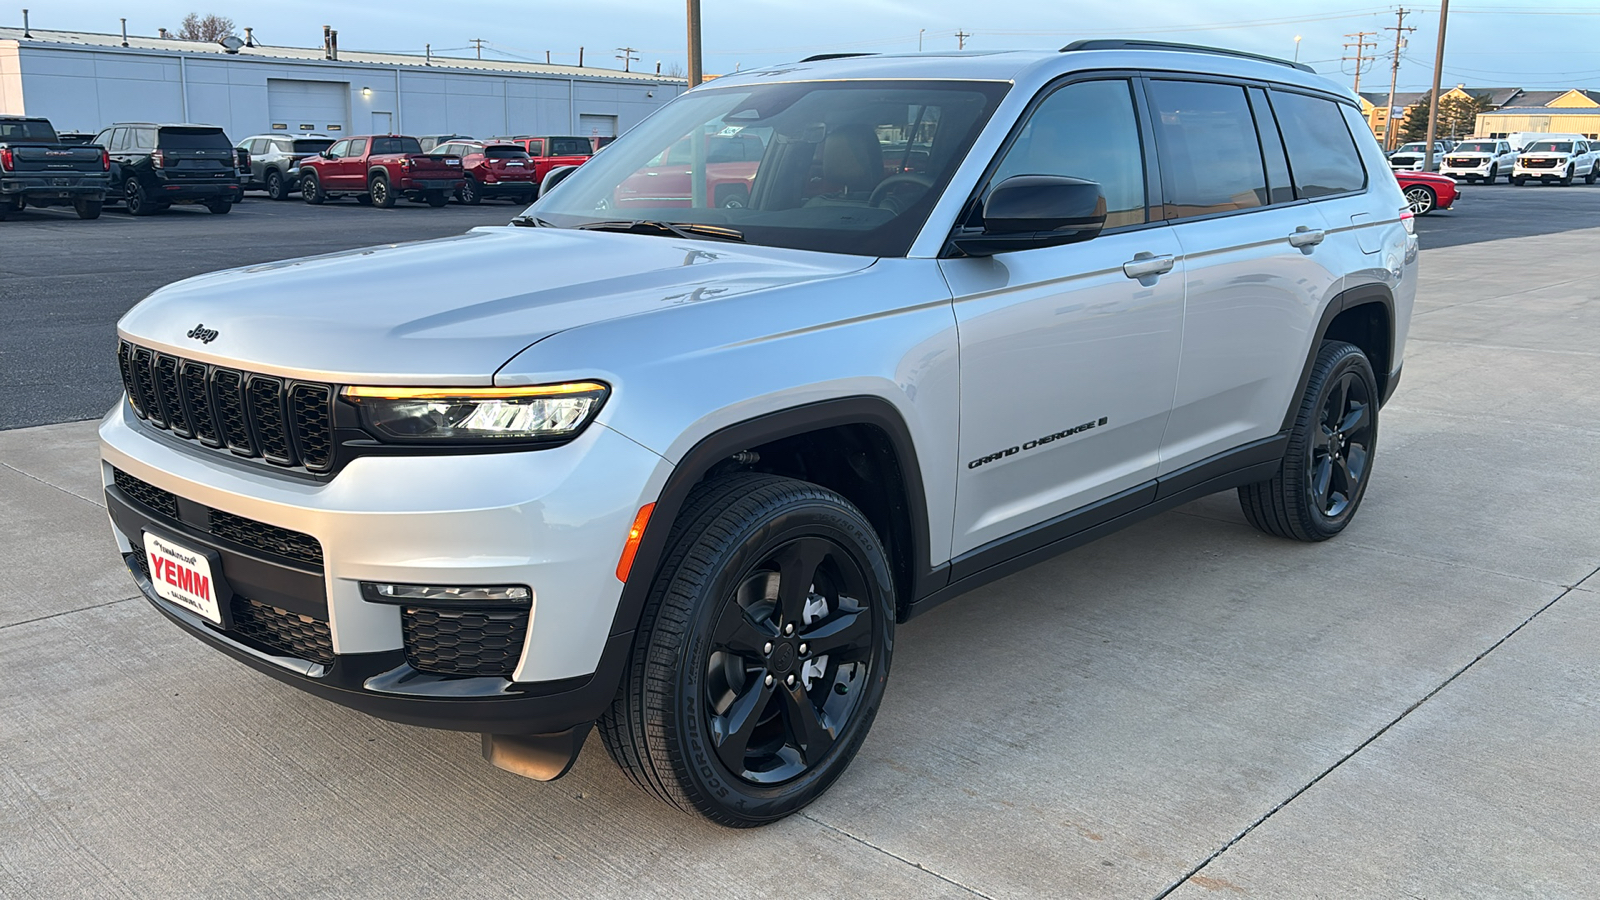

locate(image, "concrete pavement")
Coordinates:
3 224 1598 898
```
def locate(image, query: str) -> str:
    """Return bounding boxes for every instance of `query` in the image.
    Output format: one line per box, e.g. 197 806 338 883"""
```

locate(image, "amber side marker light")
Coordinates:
616 503 655 582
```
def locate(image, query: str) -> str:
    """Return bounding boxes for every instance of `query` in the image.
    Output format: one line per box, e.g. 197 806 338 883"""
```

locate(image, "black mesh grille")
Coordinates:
230 597 335 665
117 342 334 473
402 607 530 676
113 468 179 519
180 361 221 447
153 355 190 437
289 384 333 470
208 510 324 567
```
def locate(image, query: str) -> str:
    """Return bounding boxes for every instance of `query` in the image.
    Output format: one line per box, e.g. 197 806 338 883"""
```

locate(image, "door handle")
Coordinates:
1288 226 1326 248
1122 253 1175 279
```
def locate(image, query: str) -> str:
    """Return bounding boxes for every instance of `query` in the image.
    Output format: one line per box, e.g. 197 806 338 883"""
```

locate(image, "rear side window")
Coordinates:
485 146 529 158
1271 91 1367 198
1147 80 1267 219
990 79 1147 227
549 137 592 155
349 138 369 156
158 127 231 150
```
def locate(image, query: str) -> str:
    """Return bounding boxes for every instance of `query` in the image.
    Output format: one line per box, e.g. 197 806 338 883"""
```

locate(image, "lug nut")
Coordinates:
784 623 795 635
798 643 808 655
764 674 774 686
763 642 773 655
786 674 796 686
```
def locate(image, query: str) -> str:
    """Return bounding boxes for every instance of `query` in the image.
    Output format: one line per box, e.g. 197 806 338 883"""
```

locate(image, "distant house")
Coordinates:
1355 86 1599 147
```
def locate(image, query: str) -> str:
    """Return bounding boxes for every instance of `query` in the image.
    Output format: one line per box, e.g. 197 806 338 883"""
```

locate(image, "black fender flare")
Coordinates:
606 395 937 639
1281 283 1397 432
366 166 391 185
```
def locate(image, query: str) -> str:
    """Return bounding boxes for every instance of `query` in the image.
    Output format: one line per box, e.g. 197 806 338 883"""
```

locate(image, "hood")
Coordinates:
117 226 873 385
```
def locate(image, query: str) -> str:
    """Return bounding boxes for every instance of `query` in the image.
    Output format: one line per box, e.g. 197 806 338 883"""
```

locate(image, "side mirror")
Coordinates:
541 164 580 195
950 175 1107 257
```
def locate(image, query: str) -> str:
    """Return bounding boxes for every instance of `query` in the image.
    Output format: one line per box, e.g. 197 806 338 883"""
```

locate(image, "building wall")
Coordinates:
9 43 681 140
1475 112 1600 140
0 43 22 115
1547 90 1599 109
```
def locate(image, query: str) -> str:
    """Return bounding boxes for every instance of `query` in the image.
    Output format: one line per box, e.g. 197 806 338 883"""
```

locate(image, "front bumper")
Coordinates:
100 400 668 733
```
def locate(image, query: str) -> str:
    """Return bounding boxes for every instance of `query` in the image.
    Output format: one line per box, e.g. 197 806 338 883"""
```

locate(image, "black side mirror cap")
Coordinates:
951 174 1108 257
541 164 580 195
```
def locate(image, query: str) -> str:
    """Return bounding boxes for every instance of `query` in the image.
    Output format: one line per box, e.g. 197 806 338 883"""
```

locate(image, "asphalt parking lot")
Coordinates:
3 185 1600 897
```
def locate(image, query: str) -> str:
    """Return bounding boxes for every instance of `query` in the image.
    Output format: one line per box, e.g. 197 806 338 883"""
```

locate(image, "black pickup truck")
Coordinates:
0 116 111 219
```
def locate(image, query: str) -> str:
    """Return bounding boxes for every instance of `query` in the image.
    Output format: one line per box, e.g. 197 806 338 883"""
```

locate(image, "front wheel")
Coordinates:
1561 166 1574 186
1485 164 1498 184
1239 341 1379 542
599 473 895 827
369 175 395 208
1403 184 1436 216
1512 175 1526 186
300 173 325 204
74 198 103 220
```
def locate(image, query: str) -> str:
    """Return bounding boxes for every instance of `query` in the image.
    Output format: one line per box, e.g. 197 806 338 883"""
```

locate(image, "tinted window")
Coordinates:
1269 92 1366 198
292 139 333 153
1455 142 1497 152
486 146 529 158
527 139 544 155
133 127 159 150
109 128 130 152
548 137 592 156
0 119 58 141
371 136 422 154
991 79 1146 227
1248 88 1295 205
157 127 230 150
1148 80 1266 218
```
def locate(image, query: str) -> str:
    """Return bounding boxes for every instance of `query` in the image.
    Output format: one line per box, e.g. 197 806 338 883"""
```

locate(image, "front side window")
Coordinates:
326 140 349 159
1271 90 1366 198
988 79 1146 228
1148 80 1267 219
534 80 1008 256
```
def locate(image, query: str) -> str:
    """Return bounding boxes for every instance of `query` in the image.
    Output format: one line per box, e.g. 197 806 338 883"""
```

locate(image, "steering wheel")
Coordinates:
869 173 936 208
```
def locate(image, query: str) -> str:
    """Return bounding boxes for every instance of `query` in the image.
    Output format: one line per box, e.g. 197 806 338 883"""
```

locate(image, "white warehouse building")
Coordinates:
0 25 686 141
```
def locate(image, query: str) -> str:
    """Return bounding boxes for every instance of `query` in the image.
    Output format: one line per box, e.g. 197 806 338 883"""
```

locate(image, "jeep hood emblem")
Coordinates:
186 324 219 344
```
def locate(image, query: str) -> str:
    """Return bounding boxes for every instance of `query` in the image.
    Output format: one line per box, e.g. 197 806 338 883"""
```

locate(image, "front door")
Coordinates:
941 78 1185 558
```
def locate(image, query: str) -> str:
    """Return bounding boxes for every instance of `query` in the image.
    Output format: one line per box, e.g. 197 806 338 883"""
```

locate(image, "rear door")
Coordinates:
942 76 1185 557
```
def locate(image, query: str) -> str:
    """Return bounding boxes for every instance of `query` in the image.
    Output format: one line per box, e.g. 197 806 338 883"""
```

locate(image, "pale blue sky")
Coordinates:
16 1 1600 89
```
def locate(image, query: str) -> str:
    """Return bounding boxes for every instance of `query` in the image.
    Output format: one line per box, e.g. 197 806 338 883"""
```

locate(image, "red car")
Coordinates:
616 132 766 209
1394 170 1458 216
429 140 539 204
491 135 595 192
298 134 463 208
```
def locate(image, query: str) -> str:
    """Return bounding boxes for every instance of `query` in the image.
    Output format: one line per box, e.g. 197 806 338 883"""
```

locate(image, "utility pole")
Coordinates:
955 30 971 50
615 46 638 72
1342 31 1377 94
471 38 485 60
686 0 703 87
1383 8 1416 151
919 29 925 52
1423 0 1450 171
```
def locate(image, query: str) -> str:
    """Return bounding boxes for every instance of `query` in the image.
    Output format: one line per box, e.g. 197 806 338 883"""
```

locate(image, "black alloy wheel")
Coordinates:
125 178 155 216
599 473 895 827
1239 340 1379 542
301 173 324 204
204 198 232 215
265 169 288 200
1404 184 1436 216
370 175 394 208
458 177 482 205
73 198 102 219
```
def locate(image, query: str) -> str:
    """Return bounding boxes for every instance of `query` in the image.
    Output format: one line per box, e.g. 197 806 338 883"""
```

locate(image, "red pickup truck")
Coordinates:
492 135 594 193
298 135 463 208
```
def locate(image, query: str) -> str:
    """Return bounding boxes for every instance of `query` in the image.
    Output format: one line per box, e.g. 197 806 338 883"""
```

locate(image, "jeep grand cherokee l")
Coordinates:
102 41 1417 827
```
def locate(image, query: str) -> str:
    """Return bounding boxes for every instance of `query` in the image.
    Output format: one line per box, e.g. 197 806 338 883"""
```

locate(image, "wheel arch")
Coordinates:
367 165 390 183
1282 284 1396 432
609 396 935 638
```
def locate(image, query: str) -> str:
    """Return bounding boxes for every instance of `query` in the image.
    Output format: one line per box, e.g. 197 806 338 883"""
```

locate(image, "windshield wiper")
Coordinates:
574 220 746 243
511 214 556 228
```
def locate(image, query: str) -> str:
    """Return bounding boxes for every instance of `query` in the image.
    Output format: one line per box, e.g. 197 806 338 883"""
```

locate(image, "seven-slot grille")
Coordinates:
117 340 335 472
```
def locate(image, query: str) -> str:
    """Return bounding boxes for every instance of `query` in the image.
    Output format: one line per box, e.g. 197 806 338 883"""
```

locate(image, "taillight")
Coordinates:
400 157 413 169
151 150 166 168
0 148 12 170
1399 207 1415 235
100 149 110 171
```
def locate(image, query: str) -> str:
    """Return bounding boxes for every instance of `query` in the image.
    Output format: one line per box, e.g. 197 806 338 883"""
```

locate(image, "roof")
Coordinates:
1509 90 1566 107
1360 90 1429 109
0 25 686 84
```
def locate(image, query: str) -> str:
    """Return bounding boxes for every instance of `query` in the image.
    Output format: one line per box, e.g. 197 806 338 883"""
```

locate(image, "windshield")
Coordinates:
549 137 594 156
530 80 1008 257
0 119 59 142
1454 142 1496 152
158 127 231 150
1396 143 1427 153
1525 141 1573 153
372 136 424 154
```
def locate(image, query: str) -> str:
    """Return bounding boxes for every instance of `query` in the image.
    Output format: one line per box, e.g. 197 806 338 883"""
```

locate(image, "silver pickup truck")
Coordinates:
0 116 110 219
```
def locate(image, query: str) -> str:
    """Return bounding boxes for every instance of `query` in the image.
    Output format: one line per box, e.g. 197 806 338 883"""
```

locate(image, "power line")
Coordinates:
1343 30 1378 93
470 37 484 60
615 46 639 72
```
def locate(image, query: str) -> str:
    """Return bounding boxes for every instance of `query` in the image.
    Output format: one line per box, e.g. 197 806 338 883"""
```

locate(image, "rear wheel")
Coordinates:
204 198 232 214
424 190 449 208
598 473 895 827
1239 341 1378 542
1403 184 1436 216
458 177 482 205
1587 164 1598 185
300 173 325 204
265 169 289 200
370 175 395 208
125 178 157 216
73 198 103 220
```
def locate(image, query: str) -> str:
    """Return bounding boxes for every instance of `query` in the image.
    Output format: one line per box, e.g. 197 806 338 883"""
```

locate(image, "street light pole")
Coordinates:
1294 35 1302 62
919 29 925 52
1423 0 1450 171
686 0 703 87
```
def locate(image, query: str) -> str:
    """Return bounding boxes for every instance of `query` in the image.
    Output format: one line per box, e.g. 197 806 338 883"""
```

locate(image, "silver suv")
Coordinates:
101 41 1417 827
236 133 335 200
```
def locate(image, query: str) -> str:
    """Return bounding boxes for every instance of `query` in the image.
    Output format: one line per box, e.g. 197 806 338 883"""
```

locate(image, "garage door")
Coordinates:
579 114 618 139
267 79 350 134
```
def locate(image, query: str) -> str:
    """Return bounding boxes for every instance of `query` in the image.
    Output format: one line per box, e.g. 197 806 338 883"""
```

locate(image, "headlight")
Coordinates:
342 381 609 443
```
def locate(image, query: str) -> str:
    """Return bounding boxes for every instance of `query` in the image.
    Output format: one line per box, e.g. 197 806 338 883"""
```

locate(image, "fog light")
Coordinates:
361 582 531 604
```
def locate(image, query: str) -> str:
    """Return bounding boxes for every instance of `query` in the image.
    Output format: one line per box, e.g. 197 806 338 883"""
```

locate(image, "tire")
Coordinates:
1560 167 1574 186
355 194 373 206
1403 184 1436 216
1587 164 1598 185
458 177 482 205
424 190 449 208
715 185 749 209
1239 341 1379 542
598 473 895 827
124 178 156 216
1486 164 1497 184
204 199 232 215
265 169 289 201
1512 176 1526 186
73 198 103 220
301 173 325 204
369 175 395 208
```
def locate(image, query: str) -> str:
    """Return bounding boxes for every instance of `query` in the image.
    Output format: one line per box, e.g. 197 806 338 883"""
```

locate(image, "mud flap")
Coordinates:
481 722 593 781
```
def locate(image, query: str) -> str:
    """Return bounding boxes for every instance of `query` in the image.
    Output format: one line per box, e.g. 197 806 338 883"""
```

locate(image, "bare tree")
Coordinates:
176 13 236 42
664 60 686 79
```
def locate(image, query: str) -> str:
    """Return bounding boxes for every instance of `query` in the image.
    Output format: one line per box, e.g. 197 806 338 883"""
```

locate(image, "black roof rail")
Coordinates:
1060 39 1315 74
800 52 877 63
